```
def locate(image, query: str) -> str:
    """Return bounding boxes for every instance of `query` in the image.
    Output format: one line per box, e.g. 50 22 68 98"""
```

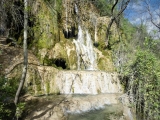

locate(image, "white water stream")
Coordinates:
73 26 97 70
74 3 78 14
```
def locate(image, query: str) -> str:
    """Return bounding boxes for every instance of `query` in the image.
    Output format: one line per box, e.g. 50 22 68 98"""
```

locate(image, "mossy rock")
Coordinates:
30 0 61 50
43 39 77 70
97 57 114 72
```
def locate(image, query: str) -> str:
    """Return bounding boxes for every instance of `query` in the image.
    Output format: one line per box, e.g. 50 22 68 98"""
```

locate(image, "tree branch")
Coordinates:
145 0 160 29
106 0 130 47
111 0 119 16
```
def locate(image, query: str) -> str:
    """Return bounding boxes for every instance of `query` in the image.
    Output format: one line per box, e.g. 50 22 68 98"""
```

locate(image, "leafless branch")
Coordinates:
145 0 160 30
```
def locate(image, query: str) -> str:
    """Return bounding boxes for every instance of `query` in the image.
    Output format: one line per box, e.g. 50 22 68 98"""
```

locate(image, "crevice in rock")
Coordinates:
93 42 99 47
44 56 68 69
63 26 77 39
54 58 67 69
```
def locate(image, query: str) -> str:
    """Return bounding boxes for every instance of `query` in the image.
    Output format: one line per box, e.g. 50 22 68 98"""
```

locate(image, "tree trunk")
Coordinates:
14 0 28 105
105 0 130 47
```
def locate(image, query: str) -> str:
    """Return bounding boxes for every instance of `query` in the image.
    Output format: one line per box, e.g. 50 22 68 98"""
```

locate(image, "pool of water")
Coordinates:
25 94 134 120
67 104 125 120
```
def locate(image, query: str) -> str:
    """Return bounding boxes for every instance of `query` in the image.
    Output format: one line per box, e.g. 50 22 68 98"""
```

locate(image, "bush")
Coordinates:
0 76 18 119
130 50 160 120
93 0 112 16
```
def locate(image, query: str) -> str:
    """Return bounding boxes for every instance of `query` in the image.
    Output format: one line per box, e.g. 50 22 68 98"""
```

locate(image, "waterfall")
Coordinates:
73 26 84 70
86 30 96 70
73 26 97 70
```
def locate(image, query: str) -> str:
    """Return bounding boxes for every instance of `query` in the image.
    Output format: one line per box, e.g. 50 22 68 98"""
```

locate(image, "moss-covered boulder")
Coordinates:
43 39 77 70
94 48 114 72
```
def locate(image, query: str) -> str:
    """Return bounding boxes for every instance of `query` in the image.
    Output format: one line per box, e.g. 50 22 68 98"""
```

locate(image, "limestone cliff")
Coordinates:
26 0 118 71
1 0 120 95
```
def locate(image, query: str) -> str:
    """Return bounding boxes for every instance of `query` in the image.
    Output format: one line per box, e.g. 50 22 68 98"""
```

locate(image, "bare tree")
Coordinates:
144 0 160 30
105 0 131 46
14 0 28 105
0 0 23 37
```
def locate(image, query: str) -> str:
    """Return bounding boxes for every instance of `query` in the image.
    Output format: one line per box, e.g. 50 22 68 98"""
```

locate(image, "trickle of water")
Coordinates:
74 4 78 14
94 21 97 43
73 26 97 70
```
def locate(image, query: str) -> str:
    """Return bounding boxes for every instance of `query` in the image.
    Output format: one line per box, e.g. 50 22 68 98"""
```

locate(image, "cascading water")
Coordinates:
86 30 96 70
73 26 97 70
72 1 97 70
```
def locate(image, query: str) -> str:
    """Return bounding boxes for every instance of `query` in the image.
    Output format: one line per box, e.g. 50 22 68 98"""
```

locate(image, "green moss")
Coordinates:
41 67 61 95
36 84 41 92
98 58 105 70
17 31 23 46
58 43 67 57
97 57 114 72
102 50 111 57
30 0 61 50
97 89 101 94
72 87 74 93
65 41 77 69
35 80 41 93
68 50 77 69
97 41 107 51
31 70 42 95
46 81 50 95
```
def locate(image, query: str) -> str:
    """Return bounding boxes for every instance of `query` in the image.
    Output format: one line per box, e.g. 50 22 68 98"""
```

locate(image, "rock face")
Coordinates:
55 71 122 94
23 66 123 95
2 47 121 96
1 0 118 71
27 0 117 71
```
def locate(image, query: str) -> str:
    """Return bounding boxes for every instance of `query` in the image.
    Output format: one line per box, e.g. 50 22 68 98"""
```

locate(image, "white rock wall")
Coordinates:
54 70 123 94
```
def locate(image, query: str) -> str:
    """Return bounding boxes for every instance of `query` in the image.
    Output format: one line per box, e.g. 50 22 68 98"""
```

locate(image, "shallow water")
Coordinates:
27 94 133 120
68 104 125 120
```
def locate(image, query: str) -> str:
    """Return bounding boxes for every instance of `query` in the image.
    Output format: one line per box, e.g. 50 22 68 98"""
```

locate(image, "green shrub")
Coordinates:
130 50 160 120
0 76 26 119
